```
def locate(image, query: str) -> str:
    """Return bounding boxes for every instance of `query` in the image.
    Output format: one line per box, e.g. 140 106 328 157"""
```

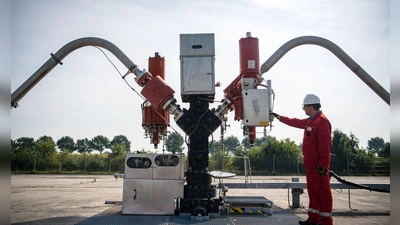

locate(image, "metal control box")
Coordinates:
242 78 270 126
122 153 185 215
180 33 215 102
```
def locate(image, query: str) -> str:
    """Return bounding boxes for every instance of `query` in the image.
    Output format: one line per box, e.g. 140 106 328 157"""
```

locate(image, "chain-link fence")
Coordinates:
228 153 389 176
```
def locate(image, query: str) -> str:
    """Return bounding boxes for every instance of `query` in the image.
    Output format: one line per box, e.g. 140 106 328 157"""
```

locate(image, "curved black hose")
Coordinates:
329 170 390 193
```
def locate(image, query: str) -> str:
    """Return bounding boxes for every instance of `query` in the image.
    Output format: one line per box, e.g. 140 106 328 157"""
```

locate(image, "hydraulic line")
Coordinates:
11 37 139 108
260 36 390 105
329 170 390 193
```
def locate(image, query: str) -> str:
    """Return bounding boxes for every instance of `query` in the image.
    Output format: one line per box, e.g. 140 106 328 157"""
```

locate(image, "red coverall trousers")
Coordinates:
306 167 333 225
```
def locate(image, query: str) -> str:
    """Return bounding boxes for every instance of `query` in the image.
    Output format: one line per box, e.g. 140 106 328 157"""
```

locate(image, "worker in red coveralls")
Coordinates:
271 94 333 225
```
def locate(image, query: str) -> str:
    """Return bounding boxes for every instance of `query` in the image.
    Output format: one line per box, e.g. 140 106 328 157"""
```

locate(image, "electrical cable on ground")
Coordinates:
329 170 390 193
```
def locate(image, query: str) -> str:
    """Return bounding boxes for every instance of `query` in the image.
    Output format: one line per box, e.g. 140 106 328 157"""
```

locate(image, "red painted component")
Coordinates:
222 34 261 144
141 53 171 148
144 53 170 125
148 53 165 80
248 126 256 144
239 35 260 145
149 52 169 125
142 105 169 125
223 76 242 121
152 132 159 145
136 72 152 87
141 75 175 110
239 35 260 76
223 34 261 121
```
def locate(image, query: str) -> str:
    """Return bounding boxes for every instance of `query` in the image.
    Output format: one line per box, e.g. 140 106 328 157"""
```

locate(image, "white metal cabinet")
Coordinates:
122 153 185 215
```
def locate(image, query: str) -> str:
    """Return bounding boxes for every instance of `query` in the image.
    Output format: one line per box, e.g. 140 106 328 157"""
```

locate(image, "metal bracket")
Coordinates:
50 53 63 65
348 188 359 211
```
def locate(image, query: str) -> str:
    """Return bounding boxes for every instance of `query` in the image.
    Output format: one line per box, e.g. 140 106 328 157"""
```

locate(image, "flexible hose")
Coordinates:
329 170 390 193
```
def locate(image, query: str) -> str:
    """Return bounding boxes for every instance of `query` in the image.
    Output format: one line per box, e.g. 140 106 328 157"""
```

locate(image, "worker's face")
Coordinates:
303 105 312 116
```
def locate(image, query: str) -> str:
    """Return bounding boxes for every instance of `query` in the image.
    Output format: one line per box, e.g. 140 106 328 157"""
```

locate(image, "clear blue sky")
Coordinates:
10 0 390 152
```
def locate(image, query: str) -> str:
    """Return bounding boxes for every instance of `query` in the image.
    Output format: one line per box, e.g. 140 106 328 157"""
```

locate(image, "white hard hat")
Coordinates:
303 94 320 105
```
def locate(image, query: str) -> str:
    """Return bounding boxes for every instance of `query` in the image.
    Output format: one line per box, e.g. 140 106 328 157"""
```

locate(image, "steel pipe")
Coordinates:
11 37 139 108
260 36 390 105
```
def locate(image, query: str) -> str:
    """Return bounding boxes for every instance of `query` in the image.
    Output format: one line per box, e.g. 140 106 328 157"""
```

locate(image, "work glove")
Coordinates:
317 165 326 176
271 112 280 120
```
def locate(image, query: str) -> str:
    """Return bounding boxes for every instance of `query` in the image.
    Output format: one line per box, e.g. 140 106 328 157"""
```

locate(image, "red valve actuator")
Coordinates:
223 33 261 121
148 52 165 80
139 74 175 110
239 35 260 76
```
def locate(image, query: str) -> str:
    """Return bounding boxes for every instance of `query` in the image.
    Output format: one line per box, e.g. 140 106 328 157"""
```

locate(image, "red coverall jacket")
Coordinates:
279 111 332 169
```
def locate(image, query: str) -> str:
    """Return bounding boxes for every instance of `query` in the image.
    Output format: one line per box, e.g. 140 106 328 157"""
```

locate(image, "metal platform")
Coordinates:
227 196 273 208
218 182 390 211
76 204 302 225
226 196 273 215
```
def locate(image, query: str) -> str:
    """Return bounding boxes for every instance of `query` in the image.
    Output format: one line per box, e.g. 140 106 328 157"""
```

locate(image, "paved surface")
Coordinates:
11 174 390 225
76 205 301 225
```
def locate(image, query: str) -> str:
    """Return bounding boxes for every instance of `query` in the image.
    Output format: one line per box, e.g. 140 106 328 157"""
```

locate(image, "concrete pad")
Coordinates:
11 174 390 225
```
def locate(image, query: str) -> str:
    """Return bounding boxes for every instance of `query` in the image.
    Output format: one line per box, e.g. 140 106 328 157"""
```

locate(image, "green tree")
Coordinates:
208 140 220 155
90 135 110 153
110 135 131 153
232 137 302 175
254 136 274 146
110 154 126 173
246 145 264 174
261 137 301 174
379 142 390 158
165 132 184 153
209 148 233 171
224 136 240 154
367 137 385 155
111 144 125 157
348 133 360 156
62 152 80 171
11 137 35 171
352 148 374 174
56 136 75 153
76 138 92 154
331 129 379 175
34 136 57 171
76 138 92 173
55 137 73 170
330 129 351 174
86 154 106 172
241 136 253 148
58 150 70 171
105 144 126 172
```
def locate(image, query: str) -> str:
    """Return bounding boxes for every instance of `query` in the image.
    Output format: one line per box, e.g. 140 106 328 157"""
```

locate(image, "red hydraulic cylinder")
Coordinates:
223 32 261 145
240 33 261 145
148 52 166 80
141 52 171 147
239 33 260 76
223 32 261 121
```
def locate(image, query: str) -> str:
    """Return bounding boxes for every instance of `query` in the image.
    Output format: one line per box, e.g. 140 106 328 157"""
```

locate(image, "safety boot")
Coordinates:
298 220 320 225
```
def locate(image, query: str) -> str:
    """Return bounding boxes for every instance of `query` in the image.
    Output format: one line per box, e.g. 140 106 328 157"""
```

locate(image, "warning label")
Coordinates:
248 60 255 69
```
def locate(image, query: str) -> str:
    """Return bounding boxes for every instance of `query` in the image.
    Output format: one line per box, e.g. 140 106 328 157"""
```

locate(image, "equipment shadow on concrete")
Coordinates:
77 204 303 225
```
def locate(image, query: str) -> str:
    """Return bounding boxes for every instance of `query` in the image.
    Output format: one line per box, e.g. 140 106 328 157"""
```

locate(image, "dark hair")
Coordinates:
311 104 321 110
